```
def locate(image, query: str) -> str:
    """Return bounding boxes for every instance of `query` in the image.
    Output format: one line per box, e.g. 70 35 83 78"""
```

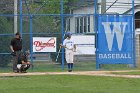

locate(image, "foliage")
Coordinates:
0 0 82 66
0 14 13 66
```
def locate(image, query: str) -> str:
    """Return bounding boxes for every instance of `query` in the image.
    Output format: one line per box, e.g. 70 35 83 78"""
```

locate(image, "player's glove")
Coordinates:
11 52 16 56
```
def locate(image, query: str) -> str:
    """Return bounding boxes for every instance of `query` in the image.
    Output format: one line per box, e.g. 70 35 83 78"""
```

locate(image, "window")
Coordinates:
80 17 83 33
66 18 70 31
75 17 80 33
135 12 140 29
88 16 90 32
135 19 140 29
84 16 87 33
75 16 90 33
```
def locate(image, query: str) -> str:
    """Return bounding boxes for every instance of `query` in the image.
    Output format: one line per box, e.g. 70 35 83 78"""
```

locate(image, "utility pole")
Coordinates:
101 0 106 14
14 0 18 34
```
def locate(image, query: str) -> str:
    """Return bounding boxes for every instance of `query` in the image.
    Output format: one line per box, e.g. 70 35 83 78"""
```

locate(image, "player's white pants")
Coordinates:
65 50 74 63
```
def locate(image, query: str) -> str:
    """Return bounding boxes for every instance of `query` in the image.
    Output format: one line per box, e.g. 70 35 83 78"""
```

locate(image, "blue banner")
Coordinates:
97 15 134 64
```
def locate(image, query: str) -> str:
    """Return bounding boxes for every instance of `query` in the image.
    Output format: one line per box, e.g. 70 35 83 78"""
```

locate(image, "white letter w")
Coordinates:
102 22 127 51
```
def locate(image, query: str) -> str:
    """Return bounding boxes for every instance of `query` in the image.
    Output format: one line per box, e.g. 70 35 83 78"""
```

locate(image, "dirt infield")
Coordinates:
1 70 140 78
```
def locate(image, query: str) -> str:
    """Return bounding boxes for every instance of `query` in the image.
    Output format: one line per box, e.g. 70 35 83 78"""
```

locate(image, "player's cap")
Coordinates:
66 32 72 37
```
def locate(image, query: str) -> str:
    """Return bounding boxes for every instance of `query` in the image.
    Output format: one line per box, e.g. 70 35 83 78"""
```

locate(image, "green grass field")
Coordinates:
0 61 136 73
0 61 140 93
0 75 140 93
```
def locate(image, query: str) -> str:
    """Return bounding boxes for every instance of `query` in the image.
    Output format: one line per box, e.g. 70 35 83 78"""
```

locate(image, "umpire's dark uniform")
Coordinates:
10 32 22 73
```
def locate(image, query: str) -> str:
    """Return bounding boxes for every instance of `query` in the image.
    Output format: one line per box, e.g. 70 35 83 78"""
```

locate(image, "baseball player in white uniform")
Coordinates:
60 32 76 72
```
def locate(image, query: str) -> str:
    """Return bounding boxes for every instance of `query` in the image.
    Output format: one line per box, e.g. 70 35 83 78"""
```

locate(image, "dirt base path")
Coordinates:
1 70 140 78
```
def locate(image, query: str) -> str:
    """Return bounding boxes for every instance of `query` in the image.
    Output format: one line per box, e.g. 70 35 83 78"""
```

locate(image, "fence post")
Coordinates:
60 0 65 70
30 15 33 69
132 0 136 68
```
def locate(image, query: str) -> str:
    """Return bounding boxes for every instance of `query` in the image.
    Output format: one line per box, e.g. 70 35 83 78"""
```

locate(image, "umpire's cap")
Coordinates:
15 32 21 38
15 32 20 35
66 32 72 37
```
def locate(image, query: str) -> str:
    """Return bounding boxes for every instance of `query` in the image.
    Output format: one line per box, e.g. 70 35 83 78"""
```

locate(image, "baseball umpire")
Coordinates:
10 32 22 73
60 32 76 72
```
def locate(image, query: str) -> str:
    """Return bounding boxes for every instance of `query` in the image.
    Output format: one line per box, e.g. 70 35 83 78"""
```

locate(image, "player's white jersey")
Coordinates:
63 38 75 51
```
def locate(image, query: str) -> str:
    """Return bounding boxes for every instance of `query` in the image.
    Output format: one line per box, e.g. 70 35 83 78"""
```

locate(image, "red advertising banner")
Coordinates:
33 37 56 52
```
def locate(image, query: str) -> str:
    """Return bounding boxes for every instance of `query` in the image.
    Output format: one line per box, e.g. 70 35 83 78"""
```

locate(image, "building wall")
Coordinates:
69 6 94 33
73 6 94 14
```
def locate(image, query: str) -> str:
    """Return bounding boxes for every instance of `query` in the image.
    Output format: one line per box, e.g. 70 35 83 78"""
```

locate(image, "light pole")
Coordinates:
14 0 18 34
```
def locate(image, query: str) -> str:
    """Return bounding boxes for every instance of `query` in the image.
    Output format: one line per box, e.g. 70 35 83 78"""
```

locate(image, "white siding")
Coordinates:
70 17 75 33
98 0 140 14
73 6 94 14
